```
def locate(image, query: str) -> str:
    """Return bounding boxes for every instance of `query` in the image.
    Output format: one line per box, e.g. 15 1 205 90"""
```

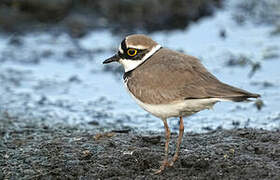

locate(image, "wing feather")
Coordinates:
126 48 260 104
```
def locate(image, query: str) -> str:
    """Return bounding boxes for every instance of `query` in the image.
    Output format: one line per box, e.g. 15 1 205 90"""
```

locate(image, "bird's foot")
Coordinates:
154 160 171 174
168 160 175 167
168 154 179 167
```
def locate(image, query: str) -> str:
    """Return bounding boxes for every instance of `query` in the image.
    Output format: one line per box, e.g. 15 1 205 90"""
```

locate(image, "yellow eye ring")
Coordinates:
127 49 137 56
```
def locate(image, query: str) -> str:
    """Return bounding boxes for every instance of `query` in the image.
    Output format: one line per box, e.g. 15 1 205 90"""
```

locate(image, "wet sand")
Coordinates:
1 115 279 179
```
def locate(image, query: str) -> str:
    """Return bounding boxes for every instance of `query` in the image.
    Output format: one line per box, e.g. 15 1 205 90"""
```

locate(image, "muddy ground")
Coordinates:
1 113 279 180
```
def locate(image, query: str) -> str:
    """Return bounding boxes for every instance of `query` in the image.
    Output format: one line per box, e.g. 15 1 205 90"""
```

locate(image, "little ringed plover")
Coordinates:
103 34 260 174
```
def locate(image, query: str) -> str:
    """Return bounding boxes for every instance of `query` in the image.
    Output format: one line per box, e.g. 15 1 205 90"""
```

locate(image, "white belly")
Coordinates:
124 83 225 119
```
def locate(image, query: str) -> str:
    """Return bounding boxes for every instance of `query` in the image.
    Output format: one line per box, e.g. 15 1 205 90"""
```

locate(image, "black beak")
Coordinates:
103 54 120 64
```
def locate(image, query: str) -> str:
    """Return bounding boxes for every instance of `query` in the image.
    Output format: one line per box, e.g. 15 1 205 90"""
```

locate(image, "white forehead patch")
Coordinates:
118 44 124 54
127 44 148 50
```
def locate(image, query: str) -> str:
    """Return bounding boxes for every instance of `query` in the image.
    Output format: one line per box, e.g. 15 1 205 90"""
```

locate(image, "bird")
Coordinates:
103 34 260 174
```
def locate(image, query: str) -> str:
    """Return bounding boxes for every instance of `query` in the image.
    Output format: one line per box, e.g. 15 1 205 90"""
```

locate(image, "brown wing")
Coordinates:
126 48 260 104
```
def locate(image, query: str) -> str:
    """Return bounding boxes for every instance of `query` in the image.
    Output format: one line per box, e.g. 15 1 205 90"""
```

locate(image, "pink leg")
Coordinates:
154 118 170 174
169 116 184 167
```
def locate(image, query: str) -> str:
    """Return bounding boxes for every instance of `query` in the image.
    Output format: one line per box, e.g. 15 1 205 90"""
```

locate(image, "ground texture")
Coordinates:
1 115 279 180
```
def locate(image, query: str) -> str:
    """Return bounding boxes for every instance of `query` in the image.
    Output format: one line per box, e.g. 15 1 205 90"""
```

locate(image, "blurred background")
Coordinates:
0 0 279 132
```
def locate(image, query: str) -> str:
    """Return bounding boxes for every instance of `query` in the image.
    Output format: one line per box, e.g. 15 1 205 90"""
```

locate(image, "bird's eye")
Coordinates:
127 49 137 56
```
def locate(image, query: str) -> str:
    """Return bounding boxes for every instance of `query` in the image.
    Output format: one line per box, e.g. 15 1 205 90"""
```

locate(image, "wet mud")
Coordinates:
1 116 279 179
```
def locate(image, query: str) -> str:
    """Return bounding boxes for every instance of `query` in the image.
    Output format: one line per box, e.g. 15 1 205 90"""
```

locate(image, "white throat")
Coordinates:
119 44 161 72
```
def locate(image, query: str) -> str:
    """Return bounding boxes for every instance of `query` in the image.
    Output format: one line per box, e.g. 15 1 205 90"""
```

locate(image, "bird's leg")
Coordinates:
154 118 170 174
169 116 184 167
